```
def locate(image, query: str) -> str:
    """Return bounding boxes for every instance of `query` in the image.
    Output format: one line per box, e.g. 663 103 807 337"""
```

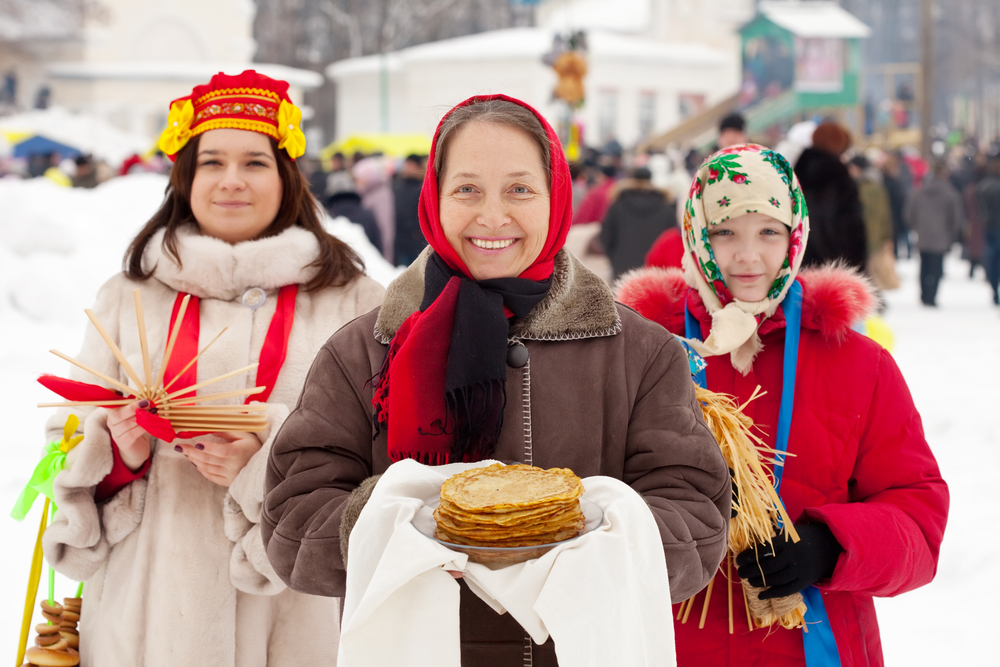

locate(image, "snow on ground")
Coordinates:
0 174 998 661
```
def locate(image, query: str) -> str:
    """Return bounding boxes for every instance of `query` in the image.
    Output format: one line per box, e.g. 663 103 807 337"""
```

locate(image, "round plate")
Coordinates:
413 497 603 566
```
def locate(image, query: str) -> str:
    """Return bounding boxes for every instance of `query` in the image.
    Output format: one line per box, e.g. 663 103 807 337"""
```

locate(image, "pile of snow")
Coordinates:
0 107 156 166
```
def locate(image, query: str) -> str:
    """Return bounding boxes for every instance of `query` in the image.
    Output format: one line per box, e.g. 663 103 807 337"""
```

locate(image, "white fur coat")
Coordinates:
42 224 385 666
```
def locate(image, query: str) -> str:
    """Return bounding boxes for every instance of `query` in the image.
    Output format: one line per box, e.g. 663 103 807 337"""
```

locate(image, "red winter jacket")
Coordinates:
617 265 949 667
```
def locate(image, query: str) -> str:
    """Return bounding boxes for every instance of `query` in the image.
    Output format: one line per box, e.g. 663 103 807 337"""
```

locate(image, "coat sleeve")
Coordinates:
223 402 291 595
623 334 731 602
804 347 949 597
42 276 150 582
261 330 376 598
43 408 149 582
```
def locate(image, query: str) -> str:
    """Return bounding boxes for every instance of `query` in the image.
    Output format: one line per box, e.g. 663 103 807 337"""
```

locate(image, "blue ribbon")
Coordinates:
685 280 841 667
683 303 707 389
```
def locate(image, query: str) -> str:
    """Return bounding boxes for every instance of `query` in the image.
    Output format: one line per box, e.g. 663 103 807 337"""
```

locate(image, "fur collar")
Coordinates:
142 225 320 300
374 246 621 343
615 263 876 343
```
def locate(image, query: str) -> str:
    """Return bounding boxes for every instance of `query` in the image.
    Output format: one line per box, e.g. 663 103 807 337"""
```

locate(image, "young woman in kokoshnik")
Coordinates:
616 144 949 667
260 95 733 667
40 70 385 666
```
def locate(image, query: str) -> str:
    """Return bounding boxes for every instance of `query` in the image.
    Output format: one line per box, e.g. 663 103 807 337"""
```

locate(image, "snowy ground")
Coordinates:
1 175 998 662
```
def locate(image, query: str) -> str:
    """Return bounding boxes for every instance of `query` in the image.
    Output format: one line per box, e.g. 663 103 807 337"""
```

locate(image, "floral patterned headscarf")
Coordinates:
680 144 809 373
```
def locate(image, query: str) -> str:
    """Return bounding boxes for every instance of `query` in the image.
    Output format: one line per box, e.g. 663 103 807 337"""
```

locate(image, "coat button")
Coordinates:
506 342 529 368
241 287 267 309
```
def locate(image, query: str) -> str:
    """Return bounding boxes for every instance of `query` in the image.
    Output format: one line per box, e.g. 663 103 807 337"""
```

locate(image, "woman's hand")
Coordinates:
106 401 152 472
177 431 263 487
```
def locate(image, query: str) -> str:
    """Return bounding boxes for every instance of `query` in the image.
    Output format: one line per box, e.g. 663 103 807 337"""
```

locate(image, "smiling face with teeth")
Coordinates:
438 122 550 280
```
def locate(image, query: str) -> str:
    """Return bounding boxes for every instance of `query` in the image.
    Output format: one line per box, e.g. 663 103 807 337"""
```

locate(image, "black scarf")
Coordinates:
420 253 550 461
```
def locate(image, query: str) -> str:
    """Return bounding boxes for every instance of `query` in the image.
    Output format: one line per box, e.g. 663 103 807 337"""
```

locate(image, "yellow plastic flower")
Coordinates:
157 99 194 156
277 99 306 160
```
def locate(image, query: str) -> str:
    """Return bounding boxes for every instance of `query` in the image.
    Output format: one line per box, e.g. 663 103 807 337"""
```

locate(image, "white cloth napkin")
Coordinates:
337 459 676 667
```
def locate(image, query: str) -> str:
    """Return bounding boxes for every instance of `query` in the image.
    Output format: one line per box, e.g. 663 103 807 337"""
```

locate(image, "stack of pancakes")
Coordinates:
434 463 586 548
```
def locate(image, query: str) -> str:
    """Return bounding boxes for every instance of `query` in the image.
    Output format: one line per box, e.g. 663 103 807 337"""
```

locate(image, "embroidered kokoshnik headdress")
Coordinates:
157 69 306 160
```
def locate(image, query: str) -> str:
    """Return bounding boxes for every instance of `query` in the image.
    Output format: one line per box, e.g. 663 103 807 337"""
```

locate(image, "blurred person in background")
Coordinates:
961 154 987 278
905 161 964 306
882 151 912 258
28 151 52 178
598 166 676 279
299 156 328 199
977 149 1000 305
43 152 72 187
326 182 383 255
393 153 428 266
72 154 98 189
325 151 353 197
573 162 617 224
849 155 897 292
354 156 395 264
794 121 867 271
40 70 384 666
2 68 16 106
569 160 589 211
34 84 50 109
717 112 747 150
119 153 148 176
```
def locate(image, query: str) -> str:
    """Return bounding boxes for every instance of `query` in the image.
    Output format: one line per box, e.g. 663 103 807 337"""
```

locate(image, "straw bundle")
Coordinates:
37 290 267 434
676 385 806 632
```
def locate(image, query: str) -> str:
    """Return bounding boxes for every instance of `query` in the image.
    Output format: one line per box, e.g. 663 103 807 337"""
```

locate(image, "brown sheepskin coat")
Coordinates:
262 247 730 667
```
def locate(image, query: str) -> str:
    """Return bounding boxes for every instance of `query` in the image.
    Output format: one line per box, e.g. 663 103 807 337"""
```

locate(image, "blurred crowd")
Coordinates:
5 111 1000 311
0 150 170 187
298 151 430 266
564 112 1000 311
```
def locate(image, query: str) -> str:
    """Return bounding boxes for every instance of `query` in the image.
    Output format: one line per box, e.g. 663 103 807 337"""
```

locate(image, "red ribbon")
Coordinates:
162 285 297 405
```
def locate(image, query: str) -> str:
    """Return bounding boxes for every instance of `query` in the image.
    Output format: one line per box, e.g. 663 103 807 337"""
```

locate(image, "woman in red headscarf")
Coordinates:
262 95 730 666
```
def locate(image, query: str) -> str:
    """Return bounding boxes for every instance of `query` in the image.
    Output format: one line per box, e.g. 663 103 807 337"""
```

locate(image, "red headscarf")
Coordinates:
373 94 573 465
417 94 573 282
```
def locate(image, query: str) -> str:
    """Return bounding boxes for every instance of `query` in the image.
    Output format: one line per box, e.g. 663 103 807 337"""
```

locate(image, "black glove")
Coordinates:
735 523 843 600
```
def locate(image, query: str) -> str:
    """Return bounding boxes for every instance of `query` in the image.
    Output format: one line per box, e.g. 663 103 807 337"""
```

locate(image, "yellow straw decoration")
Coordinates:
17 497 49 666
679 385 807 632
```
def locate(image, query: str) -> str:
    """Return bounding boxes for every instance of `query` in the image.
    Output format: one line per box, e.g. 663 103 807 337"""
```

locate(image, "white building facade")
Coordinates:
3 0 319 144
328 27 733 149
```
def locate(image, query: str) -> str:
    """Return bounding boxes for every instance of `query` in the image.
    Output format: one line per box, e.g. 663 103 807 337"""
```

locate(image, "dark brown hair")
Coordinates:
124 134 364 291
433 98 552 188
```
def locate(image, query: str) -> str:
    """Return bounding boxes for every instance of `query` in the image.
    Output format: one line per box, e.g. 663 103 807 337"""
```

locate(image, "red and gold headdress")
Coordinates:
157 69 306 160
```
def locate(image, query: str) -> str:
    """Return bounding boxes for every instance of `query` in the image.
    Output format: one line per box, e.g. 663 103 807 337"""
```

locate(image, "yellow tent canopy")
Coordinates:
0 129 34 145
320 133 431 161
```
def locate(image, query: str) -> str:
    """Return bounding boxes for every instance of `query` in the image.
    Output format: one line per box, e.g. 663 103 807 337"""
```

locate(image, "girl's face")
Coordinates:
438 122 550 280
190 129 283 244
707 212 790 302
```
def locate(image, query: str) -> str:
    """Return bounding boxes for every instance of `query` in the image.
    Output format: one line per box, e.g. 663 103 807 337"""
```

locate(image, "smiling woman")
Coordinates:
40 70 385 667
438 122 551 280
189 129 283 243
263 94 731 667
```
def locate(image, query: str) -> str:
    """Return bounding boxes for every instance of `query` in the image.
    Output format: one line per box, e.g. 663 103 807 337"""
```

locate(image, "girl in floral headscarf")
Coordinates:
617 144 948 667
